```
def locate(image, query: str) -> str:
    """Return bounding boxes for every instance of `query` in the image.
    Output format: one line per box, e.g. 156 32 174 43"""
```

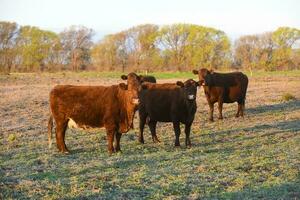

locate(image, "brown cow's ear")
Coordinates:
176 81 184 87
121 75 128 80
192 70 199 75
119 83 128 90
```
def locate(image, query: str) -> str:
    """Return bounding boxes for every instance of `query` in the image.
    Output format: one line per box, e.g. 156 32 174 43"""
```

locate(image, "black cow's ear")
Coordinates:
141 84 148 90
192 70 198 75
119 83 128 90
139 75 144 82
195 81 200 87
209 69 214 74
121 75 128 80
176 81 184 87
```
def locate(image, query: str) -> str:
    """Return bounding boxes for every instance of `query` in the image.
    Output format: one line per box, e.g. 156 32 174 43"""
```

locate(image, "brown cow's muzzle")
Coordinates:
199 80 205 86
132 98 139 105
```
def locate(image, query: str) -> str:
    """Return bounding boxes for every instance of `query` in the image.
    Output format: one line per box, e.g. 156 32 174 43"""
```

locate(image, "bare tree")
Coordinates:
60 26 94 71
0 21 19 73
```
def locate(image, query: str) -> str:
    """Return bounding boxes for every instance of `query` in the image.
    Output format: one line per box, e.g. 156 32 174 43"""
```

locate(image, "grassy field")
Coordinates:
0 71 300 199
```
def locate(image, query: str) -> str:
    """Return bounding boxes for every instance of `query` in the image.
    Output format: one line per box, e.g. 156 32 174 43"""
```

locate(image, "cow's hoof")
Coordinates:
218 117 223 120
153 138 161 143
209 119 214 122
116 150 122 154
108 148 115 155
138 139 145 144
62 150 70 154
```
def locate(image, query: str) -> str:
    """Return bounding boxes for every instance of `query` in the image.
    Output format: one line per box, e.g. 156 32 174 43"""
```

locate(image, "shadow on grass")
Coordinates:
246 100 300 115
201 119 300 139
68 175 300 200
205 176 300 200
193 119 300 154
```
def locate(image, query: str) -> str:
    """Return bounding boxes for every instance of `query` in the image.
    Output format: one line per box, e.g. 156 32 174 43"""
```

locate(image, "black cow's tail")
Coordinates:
48 114 53 149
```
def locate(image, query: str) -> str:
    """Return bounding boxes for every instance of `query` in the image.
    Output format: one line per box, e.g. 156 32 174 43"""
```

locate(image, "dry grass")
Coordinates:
0 72 300 199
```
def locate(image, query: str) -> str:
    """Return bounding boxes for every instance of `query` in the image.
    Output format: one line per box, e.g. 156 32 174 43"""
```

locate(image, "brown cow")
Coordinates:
48 73 142 154
138 79 199 146
193 68 248 121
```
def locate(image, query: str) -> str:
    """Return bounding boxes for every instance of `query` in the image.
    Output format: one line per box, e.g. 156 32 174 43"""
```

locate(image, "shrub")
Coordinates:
282 93 296 101
8 134 16 142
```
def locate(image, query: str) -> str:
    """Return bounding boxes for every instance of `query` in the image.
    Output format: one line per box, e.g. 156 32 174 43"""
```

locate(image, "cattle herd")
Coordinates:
48 68 248 154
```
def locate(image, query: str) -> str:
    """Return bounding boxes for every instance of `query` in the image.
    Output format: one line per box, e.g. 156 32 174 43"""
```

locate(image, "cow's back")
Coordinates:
50 85 119 128
139 87 186 122
205 72 248 103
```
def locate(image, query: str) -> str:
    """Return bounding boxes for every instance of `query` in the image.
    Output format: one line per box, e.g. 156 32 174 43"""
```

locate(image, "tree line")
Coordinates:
0 21 299 73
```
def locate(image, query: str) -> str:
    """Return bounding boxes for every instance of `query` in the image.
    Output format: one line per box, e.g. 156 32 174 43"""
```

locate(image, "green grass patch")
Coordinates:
4 69 300 80
282 93 297 101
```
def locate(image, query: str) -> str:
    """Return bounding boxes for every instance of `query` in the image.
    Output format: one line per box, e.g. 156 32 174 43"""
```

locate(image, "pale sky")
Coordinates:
0 0 299 41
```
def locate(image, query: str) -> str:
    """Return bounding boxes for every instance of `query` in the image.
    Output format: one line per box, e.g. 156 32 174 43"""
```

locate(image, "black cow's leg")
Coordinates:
236 103 242 117
114 132 122 152
241 103 245 117
139 113 147 144
239 101 245 117
149 120 160 143
218 99 223 120
184 124 192 147
173 121 181 146
208 102 214 121
237 98 246 118
56 121 69 154
106 130 115 154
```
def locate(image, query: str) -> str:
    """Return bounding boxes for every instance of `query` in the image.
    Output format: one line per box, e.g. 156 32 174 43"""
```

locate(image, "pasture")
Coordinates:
0 71 300 199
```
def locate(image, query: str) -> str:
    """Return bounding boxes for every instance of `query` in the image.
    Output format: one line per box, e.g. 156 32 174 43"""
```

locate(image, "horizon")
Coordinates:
1 0 300 42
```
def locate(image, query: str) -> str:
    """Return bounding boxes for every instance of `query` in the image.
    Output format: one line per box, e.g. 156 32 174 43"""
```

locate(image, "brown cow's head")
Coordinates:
120 73 142 106
192 68 214 86
176 79 199 101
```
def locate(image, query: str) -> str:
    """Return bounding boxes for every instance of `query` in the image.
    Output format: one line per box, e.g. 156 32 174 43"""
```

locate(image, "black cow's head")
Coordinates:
176 79 199 101
139 75 156 83
192 68 214 86
120 73 142 106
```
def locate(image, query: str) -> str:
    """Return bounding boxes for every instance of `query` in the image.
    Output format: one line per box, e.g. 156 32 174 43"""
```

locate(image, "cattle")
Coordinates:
138 79 199 147
48 73 142 154
140 75 156 83
192 68 248 121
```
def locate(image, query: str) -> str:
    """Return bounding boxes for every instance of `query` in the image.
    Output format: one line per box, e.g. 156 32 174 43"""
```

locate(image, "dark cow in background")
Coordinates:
140 75 156 83
48 73 142 154
193 68 248 121
138 79 199 147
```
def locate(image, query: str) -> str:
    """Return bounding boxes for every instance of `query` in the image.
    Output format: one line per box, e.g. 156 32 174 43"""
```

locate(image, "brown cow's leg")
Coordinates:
173 122 181 146
208 102 214 122
106 130 115 154
184 124 191 148
114 132 122 152
217 99 223 120
56 121 69 154
149 120 160 143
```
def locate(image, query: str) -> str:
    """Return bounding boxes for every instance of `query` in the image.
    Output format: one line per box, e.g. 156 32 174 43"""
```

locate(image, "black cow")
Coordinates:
138 79 199 147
